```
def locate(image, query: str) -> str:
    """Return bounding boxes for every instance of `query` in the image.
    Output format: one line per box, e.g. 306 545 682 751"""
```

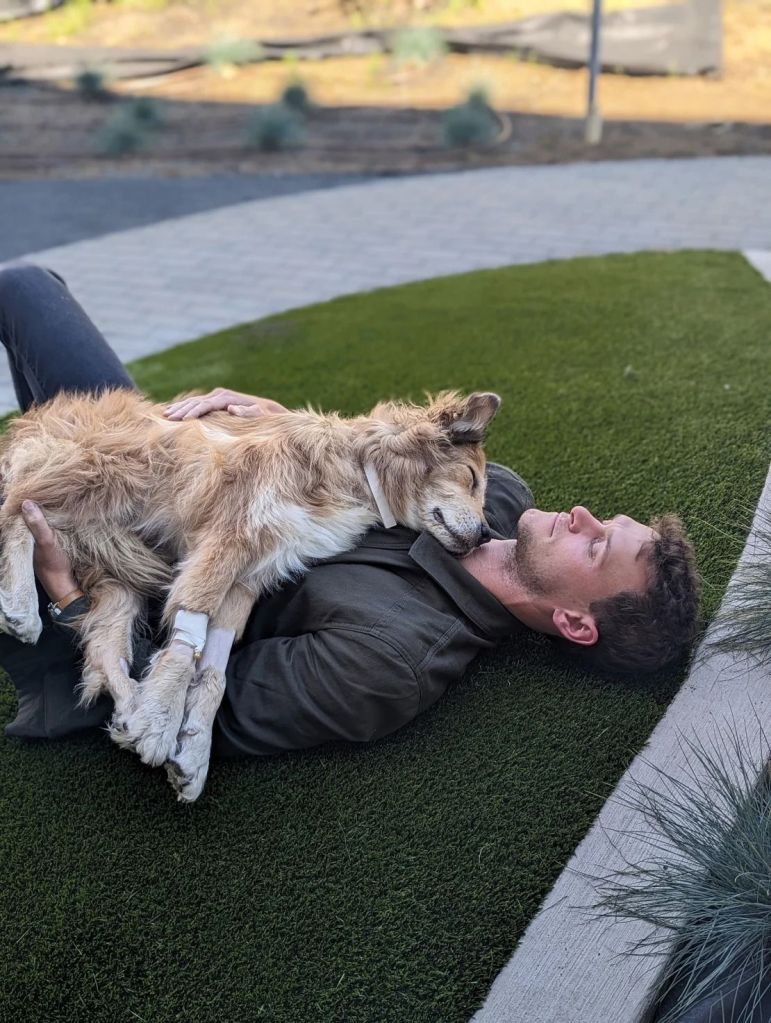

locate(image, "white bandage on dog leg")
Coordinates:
171 609 209 660
199 627 236 676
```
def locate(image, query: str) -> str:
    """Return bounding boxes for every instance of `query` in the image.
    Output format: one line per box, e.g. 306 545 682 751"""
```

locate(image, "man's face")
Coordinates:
514 506 656 614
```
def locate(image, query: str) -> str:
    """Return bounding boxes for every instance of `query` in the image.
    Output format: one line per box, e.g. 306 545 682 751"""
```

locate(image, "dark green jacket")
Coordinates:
2 465 533 754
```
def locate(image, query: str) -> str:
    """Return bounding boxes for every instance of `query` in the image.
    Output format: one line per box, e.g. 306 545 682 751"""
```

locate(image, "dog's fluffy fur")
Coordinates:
0 387 500 800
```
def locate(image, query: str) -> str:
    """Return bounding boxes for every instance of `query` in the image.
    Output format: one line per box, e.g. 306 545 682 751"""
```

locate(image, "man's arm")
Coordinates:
215 628 421 758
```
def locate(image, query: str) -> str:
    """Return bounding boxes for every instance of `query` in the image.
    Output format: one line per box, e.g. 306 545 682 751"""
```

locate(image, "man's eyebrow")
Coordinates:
635 529 657 561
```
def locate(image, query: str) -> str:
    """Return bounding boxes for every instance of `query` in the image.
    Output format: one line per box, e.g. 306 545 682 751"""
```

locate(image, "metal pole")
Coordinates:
585 0 603 143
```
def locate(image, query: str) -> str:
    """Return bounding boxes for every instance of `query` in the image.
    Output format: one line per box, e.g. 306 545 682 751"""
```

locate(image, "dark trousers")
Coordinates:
0 264 137 412
0 264 138 739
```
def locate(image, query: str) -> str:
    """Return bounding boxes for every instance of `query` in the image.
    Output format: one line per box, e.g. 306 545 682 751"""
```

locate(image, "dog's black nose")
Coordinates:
479 523 491 544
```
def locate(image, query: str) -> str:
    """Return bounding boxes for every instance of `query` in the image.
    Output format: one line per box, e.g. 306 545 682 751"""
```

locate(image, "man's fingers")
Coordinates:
165 399 198 420
20 500 55 544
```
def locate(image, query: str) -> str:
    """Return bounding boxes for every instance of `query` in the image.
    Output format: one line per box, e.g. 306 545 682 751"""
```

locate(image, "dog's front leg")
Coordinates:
0 513 43 644
75 580 144 733
166 583 255 802
126 537 251 767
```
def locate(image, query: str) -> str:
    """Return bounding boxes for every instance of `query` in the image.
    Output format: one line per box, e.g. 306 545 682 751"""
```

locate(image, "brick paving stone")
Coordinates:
1 156 769 414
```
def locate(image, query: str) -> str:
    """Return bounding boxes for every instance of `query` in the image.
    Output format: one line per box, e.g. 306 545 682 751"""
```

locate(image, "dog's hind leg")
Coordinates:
166 582 255 803
75 580 144 735
0 514 43 644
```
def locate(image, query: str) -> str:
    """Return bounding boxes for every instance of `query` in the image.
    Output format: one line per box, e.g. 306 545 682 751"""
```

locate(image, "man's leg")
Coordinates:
0 264 137 411
0 264 139 739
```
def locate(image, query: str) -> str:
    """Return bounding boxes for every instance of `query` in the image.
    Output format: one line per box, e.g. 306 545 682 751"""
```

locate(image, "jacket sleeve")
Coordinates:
214 627 421 757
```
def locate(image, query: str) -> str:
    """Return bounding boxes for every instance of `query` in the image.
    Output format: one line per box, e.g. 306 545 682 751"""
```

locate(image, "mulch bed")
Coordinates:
1 79 770 179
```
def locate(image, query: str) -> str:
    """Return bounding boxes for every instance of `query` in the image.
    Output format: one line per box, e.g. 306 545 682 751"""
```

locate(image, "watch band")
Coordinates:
47 588 85 618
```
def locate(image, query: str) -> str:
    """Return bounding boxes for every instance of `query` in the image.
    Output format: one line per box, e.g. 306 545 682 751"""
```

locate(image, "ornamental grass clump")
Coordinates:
96 99 163 156
246 104 305 152
205 36 264 77
126 96 162 129
442 87 499 148
281 79 312 115
391 26 447 70
75 68 110 101
706 504 771 664
592 726 771 1023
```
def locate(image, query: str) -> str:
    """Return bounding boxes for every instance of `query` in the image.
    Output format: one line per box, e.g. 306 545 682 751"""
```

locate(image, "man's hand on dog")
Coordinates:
20 500 79 603
164 388 287 421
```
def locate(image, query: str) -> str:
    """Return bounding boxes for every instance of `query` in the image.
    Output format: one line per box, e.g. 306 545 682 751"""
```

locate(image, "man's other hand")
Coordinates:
164 388 287 421
20 500 79 602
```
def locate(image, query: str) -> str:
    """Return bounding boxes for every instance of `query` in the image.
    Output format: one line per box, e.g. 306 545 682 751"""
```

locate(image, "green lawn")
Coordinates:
1 251 769 1023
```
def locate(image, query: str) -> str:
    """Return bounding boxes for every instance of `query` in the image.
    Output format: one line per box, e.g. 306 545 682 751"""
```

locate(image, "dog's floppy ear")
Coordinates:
441 392 501 445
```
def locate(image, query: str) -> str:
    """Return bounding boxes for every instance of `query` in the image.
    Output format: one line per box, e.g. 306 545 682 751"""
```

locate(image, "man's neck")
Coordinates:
458 538 555 635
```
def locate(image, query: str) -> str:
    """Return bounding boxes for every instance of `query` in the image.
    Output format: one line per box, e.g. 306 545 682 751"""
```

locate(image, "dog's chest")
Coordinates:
243 496 375 589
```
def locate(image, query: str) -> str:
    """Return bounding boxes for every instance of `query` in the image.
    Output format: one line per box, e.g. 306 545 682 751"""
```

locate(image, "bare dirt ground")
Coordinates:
0 0 769 179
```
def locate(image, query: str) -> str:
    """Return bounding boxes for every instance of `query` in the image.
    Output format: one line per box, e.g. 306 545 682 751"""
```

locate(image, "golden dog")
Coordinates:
0 388 500 800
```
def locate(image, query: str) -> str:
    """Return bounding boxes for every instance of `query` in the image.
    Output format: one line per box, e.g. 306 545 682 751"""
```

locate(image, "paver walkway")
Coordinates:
0 173 370 265
1 155 769 418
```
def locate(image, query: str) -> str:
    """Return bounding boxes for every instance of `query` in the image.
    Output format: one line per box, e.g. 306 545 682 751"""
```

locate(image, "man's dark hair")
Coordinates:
565 514 702 676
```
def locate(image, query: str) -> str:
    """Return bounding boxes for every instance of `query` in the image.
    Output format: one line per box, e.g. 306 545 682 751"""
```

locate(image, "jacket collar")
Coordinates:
408 532 525 640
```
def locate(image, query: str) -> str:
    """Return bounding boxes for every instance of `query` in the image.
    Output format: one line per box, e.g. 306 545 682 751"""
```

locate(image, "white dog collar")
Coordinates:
363 462 397 529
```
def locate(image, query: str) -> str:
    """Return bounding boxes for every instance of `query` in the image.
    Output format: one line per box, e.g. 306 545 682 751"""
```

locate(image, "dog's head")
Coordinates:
361 391 501 555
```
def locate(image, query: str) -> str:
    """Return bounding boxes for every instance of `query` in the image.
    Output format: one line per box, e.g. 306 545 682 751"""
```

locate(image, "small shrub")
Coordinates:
246 104 304 153
97 108 147 155
205 36 264 77
96 97 163 156
75 68 110 101
125 96 162 128
281 79 311 115
442 88 499 148
392 26 447 70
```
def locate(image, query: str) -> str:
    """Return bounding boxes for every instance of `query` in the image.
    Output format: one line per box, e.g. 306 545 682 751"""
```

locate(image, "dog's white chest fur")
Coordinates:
243 491 374 593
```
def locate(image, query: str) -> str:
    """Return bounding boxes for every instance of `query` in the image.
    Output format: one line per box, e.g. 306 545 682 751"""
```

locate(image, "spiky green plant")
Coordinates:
391 26 447 69
281 79 311 115
246 103 305 152
74 68 110 101
97 109 145 155
125 96 162 128
705 503 771 664
205 36 264 76
441 88 499 148
592 725 771 1023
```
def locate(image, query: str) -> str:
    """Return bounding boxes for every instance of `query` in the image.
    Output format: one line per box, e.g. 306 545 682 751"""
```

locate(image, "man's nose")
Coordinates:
479 522 491 545
570 506 603 533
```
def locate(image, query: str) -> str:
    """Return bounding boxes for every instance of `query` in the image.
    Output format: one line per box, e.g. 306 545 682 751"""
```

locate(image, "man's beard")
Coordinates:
509 516 551 597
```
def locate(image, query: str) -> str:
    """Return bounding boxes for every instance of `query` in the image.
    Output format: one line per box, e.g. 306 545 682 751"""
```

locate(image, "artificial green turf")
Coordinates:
1 251 769 1023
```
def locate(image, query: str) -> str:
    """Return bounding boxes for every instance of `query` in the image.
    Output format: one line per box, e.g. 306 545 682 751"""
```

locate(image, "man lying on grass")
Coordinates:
0 266 702 757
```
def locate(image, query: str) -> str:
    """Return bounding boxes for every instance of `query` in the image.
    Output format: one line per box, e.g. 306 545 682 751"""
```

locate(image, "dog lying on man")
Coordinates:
0 387 500 801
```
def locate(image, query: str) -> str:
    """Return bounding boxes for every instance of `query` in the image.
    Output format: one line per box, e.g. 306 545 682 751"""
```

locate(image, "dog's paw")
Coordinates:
129 646 196 766
107 709 137 751
0 600 42 644
126 704 180 767
165 721 213 803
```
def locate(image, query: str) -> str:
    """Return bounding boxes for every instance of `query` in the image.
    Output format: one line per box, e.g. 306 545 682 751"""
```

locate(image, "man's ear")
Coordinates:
552 608 599 647
447 392 501 445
